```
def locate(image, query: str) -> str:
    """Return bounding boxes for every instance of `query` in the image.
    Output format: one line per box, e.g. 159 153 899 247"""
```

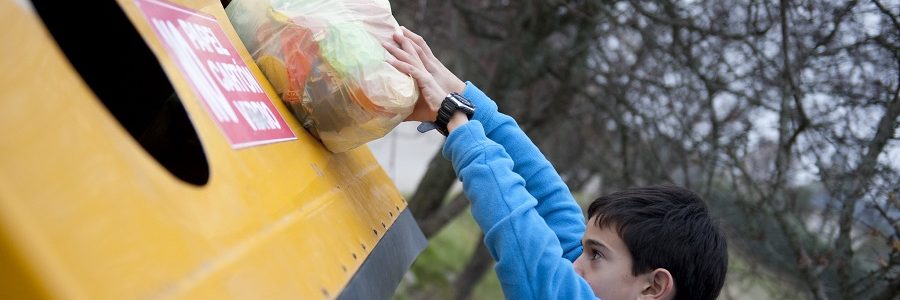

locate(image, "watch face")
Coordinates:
436 93 474 131
450 93 474 108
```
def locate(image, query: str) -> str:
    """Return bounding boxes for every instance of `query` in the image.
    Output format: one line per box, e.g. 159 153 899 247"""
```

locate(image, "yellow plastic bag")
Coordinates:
226 0 417 153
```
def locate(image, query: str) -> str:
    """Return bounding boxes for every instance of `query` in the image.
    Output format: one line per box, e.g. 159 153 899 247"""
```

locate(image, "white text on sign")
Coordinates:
151 18 238 123
137 0 296 148
234 100 282 131
178 19 230 56
151 17 274 129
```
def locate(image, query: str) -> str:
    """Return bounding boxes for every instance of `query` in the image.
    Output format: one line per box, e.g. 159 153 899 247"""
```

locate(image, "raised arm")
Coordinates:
443 120 597 299
383 28 586 262
460 82 586 262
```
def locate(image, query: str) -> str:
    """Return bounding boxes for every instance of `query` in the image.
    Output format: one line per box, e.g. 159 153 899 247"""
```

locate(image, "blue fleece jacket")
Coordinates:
441 82 598 299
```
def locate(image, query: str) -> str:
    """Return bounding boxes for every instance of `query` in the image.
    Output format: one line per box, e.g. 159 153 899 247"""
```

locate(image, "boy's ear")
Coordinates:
638 268 675 300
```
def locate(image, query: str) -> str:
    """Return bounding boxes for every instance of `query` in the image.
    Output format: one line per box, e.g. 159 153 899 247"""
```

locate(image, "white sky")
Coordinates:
368 122 444 194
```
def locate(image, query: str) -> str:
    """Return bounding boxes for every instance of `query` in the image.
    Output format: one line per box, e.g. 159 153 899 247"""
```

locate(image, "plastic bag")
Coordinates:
226 0 417 153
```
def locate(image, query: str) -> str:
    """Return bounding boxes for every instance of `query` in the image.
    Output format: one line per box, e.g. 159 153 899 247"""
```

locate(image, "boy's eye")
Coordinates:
591 249 603 261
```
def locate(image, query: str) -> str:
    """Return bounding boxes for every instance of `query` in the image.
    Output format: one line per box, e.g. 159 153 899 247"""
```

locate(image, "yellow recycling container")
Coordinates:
0 0 425 299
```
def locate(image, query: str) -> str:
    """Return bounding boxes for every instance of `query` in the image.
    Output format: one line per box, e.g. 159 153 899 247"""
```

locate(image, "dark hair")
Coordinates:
586 185 728 300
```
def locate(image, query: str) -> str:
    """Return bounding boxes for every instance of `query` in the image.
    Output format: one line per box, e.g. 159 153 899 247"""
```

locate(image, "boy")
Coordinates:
384 27 728 300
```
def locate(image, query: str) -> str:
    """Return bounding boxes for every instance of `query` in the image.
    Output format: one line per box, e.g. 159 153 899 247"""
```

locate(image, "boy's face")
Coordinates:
574 217 658 300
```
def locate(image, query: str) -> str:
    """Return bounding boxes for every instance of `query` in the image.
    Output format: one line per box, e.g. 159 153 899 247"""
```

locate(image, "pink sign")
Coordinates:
135 0 296 148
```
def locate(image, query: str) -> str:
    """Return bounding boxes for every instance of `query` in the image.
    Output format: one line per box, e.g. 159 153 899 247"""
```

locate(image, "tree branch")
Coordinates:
835 77 900 300
419 193 470 238
409 151 457 223
872 0 900 32
779 0 810 156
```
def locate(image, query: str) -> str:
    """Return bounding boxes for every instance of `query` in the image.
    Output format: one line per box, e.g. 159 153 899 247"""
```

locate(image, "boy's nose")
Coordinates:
573 256 586 277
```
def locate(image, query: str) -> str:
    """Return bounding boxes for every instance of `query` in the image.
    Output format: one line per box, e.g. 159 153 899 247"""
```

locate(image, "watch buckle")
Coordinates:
417 121 440 133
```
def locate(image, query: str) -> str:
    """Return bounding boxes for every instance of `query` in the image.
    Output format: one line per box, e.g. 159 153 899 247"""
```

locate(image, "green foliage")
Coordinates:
470 269 503 300
394 211 498 299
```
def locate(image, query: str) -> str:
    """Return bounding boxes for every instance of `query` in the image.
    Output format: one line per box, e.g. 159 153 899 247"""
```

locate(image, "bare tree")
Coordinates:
390 0 899 299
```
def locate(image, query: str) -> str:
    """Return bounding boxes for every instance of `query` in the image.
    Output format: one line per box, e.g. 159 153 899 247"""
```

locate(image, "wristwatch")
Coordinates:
417 92 476 136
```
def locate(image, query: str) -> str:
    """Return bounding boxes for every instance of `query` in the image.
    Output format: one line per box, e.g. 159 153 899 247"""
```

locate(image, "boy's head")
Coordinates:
573 185 728 300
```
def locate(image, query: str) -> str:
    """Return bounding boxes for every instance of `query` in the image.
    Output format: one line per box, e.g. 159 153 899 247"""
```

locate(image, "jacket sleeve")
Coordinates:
460 82 586 262
442 121 597 300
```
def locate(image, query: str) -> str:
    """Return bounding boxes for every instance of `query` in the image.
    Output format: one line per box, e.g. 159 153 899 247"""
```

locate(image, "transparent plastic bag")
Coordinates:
226 0 417 153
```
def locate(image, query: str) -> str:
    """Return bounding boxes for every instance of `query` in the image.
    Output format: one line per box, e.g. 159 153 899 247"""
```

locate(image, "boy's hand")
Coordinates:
384 31 449 122
399 27 466 95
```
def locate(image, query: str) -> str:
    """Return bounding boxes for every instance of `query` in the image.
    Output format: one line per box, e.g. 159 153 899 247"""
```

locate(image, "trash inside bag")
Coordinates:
226 0 417 153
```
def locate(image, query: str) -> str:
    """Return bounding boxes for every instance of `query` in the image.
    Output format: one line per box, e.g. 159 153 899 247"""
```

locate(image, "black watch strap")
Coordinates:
417 92 475 136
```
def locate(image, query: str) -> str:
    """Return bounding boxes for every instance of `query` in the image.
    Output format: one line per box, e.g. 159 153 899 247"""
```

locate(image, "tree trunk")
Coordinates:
420 193 470 238
453 236 493 300
409 150 457 223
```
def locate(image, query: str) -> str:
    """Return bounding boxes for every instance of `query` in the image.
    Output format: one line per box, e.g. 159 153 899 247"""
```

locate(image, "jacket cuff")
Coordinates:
462 82 498 132
441 120 488 164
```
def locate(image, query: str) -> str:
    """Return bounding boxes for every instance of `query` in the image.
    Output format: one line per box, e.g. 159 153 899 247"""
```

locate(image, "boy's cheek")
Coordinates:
582 272 608 298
